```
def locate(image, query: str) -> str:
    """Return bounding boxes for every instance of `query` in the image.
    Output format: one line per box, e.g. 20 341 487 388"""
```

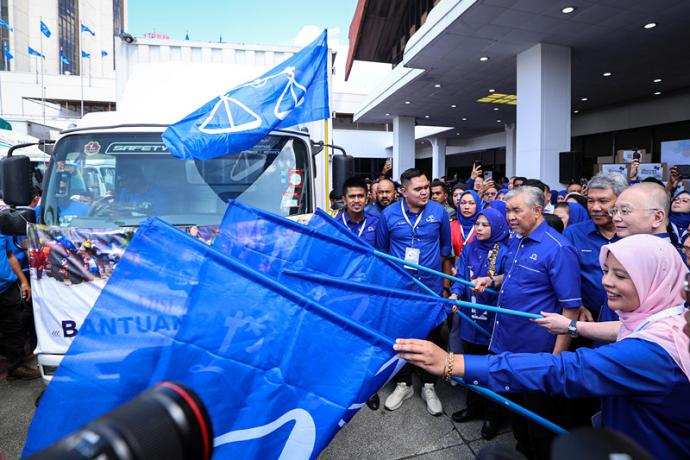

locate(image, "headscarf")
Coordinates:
567 202 589 226
458 190 481 239
467 207 510 277
485 199 506 218
558 190 567 198
549 190 559 205
599 235 690 381
497 188 509 199
670 191 690 240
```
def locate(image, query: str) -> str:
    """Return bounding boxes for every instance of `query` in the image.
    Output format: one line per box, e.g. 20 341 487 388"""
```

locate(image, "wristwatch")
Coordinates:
567 320 578 338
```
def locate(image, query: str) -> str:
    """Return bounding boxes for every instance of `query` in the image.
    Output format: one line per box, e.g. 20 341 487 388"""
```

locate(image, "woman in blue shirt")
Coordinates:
395 235 690 460
448 208 509 438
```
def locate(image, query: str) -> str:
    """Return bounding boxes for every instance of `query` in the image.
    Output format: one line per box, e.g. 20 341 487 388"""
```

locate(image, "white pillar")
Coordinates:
430 136 447 180
393 116 415 180
516 43 571 188
505 123 516 177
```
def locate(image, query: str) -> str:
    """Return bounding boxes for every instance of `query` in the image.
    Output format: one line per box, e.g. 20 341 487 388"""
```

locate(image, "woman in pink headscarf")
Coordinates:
394 235 690 459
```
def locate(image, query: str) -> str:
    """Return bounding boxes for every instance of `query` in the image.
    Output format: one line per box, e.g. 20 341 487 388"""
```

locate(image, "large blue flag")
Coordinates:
162 30 329 160
23 218 443 458
40 20 51 38
213 200 420 291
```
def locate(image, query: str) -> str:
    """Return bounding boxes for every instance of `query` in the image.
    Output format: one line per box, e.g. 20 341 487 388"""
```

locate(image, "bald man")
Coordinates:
611 182 670 239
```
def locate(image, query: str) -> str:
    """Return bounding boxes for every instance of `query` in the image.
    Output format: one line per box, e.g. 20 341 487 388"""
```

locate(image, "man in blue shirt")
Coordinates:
336 177 379 247
473 185 581 459
364 178 396 217
0 235 38 380
564 173 627 320
376 168 451 416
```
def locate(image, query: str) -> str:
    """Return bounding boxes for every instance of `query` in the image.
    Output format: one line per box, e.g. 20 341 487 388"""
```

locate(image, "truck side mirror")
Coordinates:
0 207 36 236
331 150 354 199
1 156 33 206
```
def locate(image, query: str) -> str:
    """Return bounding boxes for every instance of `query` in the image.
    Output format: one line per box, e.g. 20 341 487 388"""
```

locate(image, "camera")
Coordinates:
28 382 213 460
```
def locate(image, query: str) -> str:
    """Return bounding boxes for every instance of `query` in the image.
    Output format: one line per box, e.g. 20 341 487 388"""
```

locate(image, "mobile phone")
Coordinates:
632 151 641 161
483 170 493 180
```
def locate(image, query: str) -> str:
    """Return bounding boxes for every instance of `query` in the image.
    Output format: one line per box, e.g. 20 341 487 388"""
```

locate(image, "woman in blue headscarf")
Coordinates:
496 188 509 201
448 207 510 439
450 190 481 258
485 199 506 219
670 191 690 244
554 202 589 229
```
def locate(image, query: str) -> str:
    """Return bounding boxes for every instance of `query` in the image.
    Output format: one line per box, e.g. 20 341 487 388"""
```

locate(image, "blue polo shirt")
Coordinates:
336 210 379 247
564 220 620 318
375 200 452 295
464 338 690 460
0 236 18 294
490 220 582 354
364 202 385 217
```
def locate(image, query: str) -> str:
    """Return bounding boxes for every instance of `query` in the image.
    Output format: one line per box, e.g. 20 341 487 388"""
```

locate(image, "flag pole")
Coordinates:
40 17 46 126
79 25 84 118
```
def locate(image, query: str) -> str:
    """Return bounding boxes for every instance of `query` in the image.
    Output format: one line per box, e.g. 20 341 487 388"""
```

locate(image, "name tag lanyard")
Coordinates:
401 200 424 247
633 305 686 333
342 212 367 237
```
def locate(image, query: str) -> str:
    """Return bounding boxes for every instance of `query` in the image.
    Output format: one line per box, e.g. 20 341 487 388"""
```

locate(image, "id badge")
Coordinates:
404 247 420 270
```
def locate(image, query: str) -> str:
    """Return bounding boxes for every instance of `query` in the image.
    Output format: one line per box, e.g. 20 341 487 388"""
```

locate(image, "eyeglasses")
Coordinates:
606 207 659 217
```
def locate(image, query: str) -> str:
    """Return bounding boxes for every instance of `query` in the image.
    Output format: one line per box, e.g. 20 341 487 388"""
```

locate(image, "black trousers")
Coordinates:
508 391 560 460
0 283 26 371
395 323 444 385
462 340 503 424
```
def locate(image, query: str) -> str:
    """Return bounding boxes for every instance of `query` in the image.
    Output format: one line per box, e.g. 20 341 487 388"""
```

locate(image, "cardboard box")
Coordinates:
637 162 667 181
596 163 628 176
616 149 651 164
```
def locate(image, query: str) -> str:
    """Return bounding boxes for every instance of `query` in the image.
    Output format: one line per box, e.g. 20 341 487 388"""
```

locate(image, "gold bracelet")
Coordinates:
445 352 455 382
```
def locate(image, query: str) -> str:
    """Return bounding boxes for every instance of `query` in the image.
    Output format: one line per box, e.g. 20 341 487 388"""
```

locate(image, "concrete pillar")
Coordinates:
430 136 447 180
505 123 516 177
516 43 571 188
393 116 415 180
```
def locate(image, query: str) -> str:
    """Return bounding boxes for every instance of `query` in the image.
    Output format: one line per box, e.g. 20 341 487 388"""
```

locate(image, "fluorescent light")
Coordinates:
434 83 441 88
654 91 662 95
644 22 657 29
561 6 575 14
653 78 662 83
450 104 457 108
603 72 612 77
404 101 411 104
479 56 489 62
581 97 588 101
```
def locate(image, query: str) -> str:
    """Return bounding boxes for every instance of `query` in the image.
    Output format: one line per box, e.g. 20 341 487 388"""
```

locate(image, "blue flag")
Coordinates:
101 49 108 57
162 30 329 160
40 20 51 38
80 23 96 36
59 49 69 65
81 50 90 58
0 19 13 31
28 47 45 59
23 218 443 458
3 43 12 61
185 32 190 40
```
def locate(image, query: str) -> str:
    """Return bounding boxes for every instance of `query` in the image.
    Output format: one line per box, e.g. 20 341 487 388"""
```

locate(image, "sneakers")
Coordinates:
421 383 443 415
7 365 40 381
384 382 414 411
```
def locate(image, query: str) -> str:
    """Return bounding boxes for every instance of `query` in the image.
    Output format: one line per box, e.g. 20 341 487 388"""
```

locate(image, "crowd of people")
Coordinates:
331 164 690 460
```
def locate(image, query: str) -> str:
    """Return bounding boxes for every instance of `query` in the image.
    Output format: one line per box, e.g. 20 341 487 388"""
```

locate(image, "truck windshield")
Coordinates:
41 132 312 227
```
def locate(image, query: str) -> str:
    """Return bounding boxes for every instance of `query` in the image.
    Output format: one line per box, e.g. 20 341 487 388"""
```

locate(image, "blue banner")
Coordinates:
162 30 329 160
40 20 51 38
3 43 12 61
81 50 90 58
28 47 45 59
59 49 69 65
23 217 443 458
80 23 95 36
0 19 13 31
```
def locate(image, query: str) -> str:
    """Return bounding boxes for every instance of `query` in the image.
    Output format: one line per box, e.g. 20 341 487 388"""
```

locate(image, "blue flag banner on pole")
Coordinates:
81 50 90 58
185 32 190 40
80 23 96 36
0 19 13 31
213 201 420 292
101 49 108 57
40 20 51 38
3 43 12 61
28 47 45 59
23 218 444 458
59 49 69 65
162 30 329 160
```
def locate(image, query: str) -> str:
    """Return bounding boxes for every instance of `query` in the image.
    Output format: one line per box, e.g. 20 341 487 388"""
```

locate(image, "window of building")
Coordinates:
0 0 9 71
58 0 79 75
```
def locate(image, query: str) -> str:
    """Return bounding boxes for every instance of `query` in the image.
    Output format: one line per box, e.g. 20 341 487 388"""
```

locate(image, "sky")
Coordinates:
127 0 358 47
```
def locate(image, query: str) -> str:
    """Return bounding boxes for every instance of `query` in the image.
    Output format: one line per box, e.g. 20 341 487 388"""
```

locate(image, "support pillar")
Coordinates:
430 136 447 180
516 43 571 187
505 123 516 178
393 116 415 180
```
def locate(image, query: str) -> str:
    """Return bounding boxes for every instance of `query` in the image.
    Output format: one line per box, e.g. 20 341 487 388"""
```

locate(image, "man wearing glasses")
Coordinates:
610 182 670 240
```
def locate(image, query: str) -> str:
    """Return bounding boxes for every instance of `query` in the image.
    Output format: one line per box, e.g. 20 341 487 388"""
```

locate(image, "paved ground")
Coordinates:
0 370 513 459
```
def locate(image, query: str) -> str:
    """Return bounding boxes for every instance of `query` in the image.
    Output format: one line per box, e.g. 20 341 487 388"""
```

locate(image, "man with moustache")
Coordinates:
365 178 396 216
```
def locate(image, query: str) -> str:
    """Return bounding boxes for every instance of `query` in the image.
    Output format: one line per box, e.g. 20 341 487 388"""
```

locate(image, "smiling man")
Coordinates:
375 168 451 416
611 182 669 239
336 176 379 247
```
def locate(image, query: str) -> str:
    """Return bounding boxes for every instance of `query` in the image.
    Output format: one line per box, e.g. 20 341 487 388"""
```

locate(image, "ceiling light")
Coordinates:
434 83 441 88
561 6 576 14
493 107 499 111
461 117 467 121
581 97 588 101
653 78 662 83
385 113 390 116
654 91 662 95
450 104 457 108
488 88 495 93
496 119 502 123
644 22 657 29
479 56 489 62
573 110 579 114
404 101 411 104
456 133 461 136
424 115 430 118
603 72 612 77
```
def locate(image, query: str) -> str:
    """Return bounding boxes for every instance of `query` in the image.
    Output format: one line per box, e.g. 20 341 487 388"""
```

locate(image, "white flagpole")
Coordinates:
40 17 46 126
79 24 84 118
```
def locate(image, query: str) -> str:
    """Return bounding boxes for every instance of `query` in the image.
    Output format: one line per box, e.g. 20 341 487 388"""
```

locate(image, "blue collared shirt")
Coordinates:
490 220 582 354
464 338 690 460
364 202 384 217
563 220 620 318
375 200 452 295
0 236 18 294
336 210 379 247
